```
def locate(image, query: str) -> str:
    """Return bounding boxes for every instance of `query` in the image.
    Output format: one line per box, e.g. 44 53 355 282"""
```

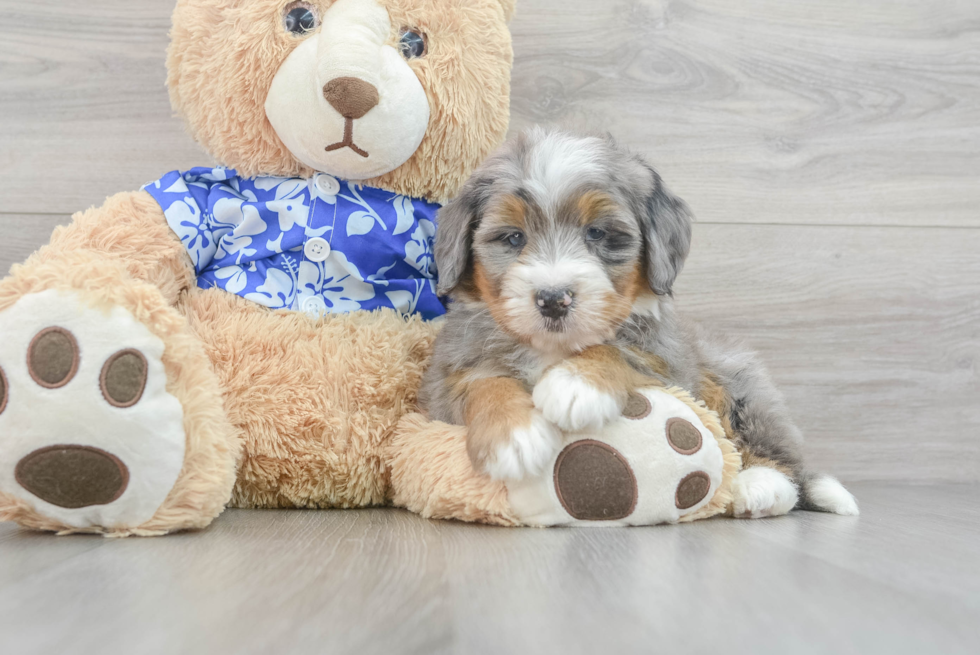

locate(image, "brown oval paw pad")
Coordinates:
675 471 711 510
666 418 702 455
0 365 7 415
100 349 148 408
554 440 638 521
622 392 652 420
15 445 130 509
27 327 79 389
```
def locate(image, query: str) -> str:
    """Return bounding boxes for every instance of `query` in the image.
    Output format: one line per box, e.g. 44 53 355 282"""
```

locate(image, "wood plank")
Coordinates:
1 0 978 228
509 0 980 227
0 1 209 215
0 484 977 654
677 223 980 483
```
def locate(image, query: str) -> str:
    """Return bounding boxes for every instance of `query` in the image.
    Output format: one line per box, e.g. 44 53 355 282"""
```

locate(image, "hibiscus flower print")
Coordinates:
403 219 437 278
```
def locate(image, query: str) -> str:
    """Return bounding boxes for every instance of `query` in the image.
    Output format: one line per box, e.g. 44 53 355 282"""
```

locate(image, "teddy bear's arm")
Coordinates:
34 191 196 306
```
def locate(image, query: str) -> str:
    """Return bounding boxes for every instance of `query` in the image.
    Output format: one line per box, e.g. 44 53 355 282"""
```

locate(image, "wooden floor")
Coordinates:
1 0 979 652
0 483 977 655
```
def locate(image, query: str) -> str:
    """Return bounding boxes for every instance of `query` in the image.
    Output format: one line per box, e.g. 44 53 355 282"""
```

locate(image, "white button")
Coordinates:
302 296 327 315
315 174 340 196
304 237 331 262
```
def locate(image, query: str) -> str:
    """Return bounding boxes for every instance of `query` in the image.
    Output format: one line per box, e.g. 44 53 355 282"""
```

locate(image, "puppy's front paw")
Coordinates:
532 366 621 432
482 411 562 481
731 466 799 519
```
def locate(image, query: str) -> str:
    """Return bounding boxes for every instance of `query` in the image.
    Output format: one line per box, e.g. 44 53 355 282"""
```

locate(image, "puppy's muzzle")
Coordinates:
536 288 574 320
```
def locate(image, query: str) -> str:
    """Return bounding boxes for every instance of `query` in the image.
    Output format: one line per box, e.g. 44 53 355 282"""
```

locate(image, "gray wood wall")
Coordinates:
1 0 977 483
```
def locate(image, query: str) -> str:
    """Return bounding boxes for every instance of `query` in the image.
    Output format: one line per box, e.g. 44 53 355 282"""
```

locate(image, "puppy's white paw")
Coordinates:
731 466 799 519
532 366 621 432
807 475 860 516
485 411 562 481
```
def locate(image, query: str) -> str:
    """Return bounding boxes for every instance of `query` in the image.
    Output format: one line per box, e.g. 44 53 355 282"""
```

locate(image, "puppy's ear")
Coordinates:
637 165 693 296
498 0 517 21
435 176 491 296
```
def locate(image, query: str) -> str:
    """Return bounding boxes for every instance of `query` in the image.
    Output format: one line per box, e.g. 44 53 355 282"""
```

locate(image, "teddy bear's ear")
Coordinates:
499 0 516 21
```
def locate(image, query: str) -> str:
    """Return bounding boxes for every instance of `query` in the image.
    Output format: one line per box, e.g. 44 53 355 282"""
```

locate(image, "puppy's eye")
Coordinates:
284 3 318 35
504 231 526 248
586 227 607 242
399 30 427 59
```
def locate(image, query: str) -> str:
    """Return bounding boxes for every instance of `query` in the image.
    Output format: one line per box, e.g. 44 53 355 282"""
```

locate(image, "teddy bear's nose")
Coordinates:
322 76 380 120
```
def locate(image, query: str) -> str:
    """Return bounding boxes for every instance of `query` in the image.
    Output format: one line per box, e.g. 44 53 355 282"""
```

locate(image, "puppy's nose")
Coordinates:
322 77 380 120
536 289 574 319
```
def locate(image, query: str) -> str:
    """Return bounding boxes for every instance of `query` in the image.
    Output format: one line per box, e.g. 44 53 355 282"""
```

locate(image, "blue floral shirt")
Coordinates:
142 168 445 319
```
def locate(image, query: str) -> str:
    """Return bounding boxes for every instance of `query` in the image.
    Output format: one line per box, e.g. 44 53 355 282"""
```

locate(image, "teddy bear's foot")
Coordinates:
0 289 188 531
730 466 799 519
507 387 741 526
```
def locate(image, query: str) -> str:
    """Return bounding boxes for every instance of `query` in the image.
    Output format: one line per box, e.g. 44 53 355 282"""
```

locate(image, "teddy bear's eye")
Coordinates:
284 3 318 35
399 30 427 59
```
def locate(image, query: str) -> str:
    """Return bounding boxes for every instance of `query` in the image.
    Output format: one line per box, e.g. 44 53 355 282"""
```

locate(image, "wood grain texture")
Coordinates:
677 223 980 483
0 483 977 655
509 0 980 227
0 0 207 215
2 0 979 225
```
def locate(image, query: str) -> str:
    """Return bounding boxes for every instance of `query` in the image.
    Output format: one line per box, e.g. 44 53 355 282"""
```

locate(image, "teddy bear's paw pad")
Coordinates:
666 418 702 454
15 445 129 509
675 471 711 509
554 440 637 521
0 290 186 530
622 391 652 420
532 366 621 432
731 466 799 519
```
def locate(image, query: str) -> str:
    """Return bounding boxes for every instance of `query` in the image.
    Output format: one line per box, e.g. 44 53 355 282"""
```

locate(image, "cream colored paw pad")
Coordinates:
506 387 726 527
0 290 186 529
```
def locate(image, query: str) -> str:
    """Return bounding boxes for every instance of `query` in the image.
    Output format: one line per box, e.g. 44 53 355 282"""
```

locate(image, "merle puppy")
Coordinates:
419 127 857 518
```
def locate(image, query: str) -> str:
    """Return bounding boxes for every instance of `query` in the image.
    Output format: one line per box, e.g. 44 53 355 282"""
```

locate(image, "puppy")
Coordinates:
419 127 858 518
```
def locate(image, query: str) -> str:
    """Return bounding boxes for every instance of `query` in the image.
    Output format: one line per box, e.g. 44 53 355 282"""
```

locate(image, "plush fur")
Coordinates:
184 288 440 509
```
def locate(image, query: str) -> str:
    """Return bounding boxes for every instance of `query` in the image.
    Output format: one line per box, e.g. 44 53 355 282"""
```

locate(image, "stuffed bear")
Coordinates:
0 0 739 536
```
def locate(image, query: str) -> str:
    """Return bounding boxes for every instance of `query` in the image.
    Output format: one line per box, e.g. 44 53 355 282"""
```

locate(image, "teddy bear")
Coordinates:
0 0 740 536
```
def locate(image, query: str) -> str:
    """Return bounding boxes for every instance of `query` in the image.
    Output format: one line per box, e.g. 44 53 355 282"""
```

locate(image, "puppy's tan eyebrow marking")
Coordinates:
491 194 527 228
575 190 618 225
